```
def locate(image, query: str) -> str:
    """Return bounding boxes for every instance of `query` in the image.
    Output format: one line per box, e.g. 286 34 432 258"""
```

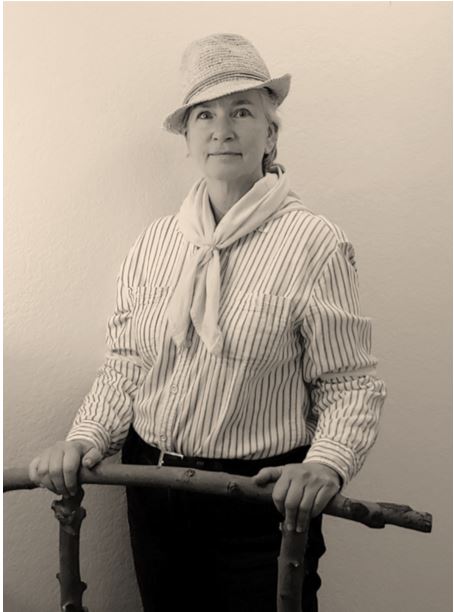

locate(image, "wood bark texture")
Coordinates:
51 488 89 612
3 465 432 533
277 520 310 612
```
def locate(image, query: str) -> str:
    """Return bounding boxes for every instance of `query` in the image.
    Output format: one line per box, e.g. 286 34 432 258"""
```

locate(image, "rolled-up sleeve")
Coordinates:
300 240 387 486
66 240 146 457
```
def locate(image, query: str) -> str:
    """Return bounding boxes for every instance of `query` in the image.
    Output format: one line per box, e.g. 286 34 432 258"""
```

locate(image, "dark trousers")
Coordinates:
122 427 326 612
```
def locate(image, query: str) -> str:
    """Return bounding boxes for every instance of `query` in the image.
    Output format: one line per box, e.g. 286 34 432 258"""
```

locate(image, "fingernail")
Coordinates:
296 526 303 533
286 523 293 531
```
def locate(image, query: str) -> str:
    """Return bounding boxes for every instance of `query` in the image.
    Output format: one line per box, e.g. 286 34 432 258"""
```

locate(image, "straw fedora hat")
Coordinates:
163 33 291 135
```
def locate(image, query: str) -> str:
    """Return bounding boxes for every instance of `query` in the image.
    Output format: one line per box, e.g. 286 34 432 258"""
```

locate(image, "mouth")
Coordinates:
209 152 242 156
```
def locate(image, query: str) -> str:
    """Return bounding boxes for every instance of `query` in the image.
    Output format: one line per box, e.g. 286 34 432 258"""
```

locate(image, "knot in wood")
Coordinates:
350 500 385 528
51 499 86 535
227 481 241 497
182 469 196 480
52 502 75 524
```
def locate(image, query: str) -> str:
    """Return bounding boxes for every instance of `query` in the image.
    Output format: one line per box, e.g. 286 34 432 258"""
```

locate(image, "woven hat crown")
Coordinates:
180 33 272 105
163 32 291 134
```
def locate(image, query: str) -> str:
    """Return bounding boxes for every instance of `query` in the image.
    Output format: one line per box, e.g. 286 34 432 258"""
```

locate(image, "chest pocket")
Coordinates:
131 286 172 366
220 291 292 372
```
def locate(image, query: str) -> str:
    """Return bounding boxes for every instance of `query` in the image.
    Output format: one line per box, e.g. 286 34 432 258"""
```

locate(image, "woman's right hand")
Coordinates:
28 440 103 497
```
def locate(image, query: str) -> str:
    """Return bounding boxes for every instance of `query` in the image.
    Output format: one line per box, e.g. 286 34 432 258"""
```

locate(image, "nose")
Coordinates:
212 114 235 141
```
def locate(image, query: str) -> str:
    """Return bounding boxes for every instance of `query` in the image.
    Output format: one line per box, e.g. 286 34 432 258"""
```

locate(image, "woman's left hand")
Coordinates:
253 462 342 531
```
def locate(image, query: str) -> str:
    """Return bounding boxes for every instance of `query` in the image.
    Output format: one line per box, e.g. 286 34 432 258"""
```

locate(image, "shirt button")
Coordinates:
170 384 178 394
160 434 166 442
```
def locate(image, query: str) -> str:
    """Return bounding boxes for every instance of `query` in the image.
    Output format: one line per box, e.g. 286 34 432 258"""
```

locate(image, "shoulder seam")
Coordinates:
284 210 350 248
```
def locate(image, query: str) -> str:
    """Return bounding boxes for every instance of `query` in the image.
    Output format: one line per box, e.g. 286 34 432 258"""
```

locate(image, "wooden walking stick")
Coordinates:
277 516 311 612
51 487 88 612
275 494 433 612
4 466 432 532
4 465 432 612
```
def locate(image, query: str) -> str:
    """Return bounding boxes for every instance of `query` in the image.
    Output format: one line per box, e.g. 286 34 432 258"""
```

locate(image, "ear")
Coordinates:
265 122 278 155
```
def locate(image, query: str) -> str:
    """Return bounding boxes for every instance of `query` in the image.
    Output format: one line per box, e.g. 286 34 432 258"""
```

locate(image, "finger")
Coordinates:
48 448 69 497
311 483 339 517
28 457 41 485
63 447 83 496
82 447 103 469
40 474 58 494
271 474 292 518
295 484 322 531
283 480 306 531
35 458 58 495
35 455 57 494
295 507 312 533
299 480 321 515
253 466 283 486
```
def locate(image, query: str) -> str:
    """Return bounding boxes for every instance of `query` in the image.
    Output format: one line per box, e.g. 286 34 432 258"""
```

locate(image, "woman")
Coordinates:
29 33 386 611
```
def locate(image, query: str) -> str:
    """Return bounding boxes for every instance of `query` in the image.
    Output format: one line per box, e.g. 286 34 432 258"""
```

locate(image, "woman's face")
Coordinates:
184 90 276 184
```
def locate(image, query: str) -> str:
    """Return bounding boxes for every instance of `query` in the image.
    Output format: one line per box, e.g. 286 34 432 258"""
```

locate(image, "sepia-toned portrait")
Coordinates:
4 2 451 611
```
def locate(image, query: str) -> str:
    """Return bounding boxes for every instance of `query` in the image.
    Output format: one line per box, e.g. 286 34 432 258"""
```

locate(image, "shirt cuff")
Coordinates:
66 421 111 456
303 438 357 487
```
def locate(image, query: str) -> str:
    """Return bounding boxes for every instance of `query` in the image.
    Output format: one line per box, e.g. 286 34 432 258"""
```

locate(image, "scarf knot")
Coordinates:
168 165 306 355
197 244 218 265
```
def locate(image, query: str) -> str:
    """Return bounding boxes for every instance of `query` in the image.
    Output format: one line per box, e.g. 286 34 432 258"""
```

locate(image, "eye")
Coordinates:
196 110 212 120
234 108 252 118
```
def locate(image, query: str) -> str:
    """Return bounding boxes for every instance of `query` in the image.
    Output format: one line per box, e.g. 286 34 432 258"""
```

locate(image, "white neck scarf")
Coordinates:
168 165 306 354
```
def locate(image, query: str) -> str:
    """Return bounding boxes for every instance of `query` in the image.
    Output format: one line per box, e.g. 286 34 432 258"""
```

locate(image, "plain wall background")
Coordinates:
4 2 452 611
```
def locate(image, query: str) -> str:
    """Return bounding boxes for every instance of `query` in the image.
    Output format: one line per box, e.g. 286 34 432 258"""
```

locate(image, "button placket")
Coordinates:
161 348 189 449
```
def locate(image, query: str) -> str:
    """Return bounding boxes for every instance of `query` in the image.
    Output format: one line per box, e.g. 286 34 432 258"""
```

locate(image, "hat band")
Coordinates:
183 71 268 105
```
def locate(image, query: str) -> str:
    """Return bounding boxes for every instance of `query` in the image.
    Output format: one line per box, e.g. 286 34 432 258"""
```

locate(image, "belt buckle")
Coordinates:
157 449 184 466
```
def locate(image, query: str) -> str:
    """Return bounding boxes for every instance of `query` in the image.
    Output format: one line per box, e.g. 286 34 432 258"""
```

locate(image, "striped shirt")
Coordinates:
66 209 386 486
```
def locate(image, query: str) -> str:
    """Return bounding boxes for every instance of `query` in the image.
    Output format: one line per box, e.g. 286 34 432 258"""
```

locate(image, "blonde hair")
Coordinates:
258 88 281 174
182 87 282 174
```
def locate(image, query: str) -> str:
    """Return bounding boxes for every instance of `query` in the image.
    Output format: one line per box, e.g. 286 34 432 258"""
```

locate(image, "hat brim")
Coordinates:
163 73 291 135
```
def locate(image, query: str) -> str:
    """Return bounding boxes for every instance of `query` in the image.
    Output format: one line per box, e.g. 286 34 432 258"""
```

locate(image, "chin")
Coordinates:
205 165 263 183
206 169 244 181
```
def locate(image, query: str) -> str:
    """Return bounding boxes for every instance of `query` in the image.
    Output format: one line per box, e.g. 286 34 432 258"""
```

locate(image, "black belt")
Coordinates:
127 428 311 477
